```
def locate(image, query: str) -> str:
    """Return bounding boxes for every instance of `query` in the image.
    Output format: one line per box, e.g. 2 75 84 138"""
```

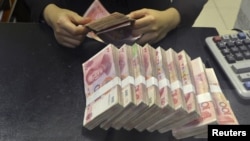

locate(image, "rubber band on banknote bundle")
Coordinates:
122 76 135 88
135 75 146 86
196 92 213 104
183 84 196 95
86 76 121 105
209 85 222 93
158 78 170 90
146 77 158 88
171 80 183 91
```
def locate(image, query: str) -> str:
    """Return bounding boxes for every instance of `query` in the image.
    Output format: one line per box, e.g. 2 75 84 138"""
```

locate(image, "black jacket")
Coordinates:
24 0 207 27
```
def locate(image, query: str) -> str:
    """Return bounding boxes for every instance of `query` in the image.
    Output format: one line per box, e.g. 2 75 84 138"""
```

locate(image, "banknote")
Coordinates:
133 44 162 131
83 86 123 130
205 68 238 125
100 44 137 130
137 46 175 131
82 43 238 139
172 57 217 139
157 50 201 133
110 44 138 130
165 48 188 120
155 47 174 110
122 44 149 130
86 12 139 46
177 50 198 114
84 0 140 46
82 44 123 130
84 0 110 19
83 0 110 42
82 44 120 105
147 48 188 132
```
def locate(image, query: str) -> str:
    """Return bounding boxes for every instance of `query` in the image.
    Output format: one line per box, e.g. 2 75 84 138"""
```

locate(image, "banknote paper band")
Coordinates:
122 76 135 88
135 75 146 86
158 78 170 89
86 77 121 105
209 85 222 93
196 92 212 103
146 77 159 88
171 80 182 90
183 84 196 94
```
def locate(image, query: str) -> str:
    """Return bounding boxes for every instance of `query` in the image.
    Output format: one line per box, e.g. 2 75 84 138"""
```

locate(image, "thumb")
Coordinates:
127 9 147 19
71 13 92 25
80 17 92 25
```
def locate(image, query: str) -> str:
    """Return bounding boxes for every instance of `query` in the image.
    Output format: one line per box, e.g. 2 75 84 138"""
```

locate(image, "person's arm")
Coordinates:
24 0 91 48
24 0 61 22
127 8 181 45
171 0 208 27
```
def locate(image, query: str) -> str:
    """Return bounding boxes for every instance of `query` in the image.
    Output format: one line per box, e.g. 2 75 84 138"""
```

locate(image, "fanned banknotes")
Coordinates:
156 50 201 133
82 43 238 139
122 44 149 130
205 68 238 125
147 48 189 132
100 44 136 130
82 44 123 130
84 0 140 46
172 57 217 139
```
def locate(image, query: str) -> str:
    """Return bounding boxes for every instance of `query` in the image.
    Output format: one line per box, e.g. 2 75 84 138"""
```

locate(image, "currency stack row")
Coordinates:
82 43 239 139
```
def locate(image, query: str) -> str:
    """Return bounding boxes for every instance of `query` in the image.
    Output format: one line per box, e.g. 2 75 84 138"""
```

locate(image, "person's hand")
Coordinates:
43 4 91 48
127 8 181 45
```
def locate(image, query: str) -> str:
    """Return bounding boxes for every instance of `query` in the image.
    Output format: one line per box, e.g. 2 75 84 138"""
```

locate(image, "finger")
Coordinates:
70 12 92 25
61 42 77 48
131 25 150 37
132 18 148 30
128 9 148 19
56 35 84 48
55 27 86 41
55 31 85 47
62 15 91 35
79 17 92 25
136 32 158 45
132 15 155 31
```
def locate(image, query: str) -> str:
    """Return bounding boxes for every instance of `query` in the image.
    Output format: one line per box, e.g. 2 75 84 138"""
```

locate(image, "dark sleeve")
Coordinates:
24 0 62 22
171 0 208 27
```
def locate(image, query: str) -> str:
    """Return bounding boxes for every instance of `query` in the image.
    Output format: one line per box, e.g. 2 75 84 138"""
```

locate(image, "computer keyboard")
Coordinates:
205 30 250 99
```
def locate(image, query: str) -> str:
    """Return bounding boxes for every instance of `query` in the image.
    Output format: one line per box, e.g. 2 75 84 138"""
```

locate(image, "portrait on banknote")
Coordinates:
84 53 113 93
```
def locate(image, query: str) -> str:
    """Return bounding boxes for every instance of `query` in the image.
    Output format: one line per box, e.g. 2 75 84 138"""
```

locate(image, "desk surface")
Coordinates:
0 23 250 141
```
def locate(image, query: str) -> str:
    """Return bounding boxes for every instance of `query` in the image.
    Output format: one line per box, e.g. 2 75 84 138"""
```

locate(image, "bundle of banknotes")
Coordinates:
83 0 140 46
82 43 239 139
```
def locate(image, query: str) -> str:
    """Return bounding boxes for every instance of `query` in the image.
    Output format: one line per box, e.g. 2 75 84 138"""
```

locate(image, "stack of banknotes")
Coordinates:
83 0 141 46
82 43 239 139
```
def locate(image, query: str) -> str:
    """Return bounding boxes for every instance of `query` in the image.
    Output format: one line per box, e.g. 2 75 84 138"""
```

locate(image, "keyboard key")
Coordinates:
234 52 244 61
222 35 230 40
225 55 236 63
232 62 250 73
221 48 230 56
239 73 250 82
213 36 222 42
230 46 239 53
243 51 250 59
217 42 226 49
247 45 250 50
238 45 248 52
226 41 235 47
243 39 250 45
243 81 250 90
235 40 243 46
238 32 247 39
230 34 238 40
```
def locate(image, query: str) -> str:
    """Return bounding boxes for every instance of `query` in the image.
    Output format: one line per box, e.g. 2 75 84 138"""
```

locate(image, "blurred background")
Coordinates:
1 0 246 35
